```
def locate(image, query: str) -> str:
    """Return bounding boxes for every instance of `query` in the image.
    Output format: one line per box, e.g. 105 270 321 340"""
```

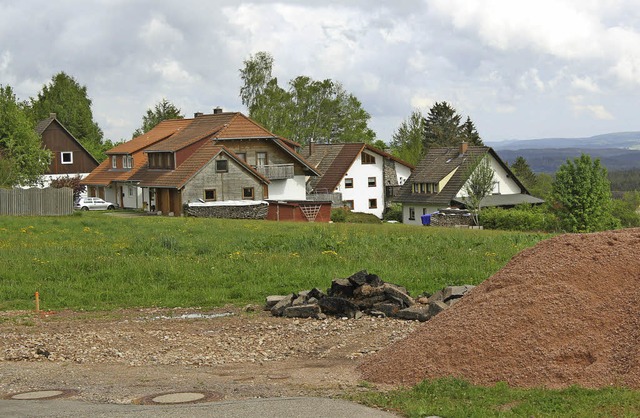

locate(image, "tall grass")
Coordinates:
0 213 547 310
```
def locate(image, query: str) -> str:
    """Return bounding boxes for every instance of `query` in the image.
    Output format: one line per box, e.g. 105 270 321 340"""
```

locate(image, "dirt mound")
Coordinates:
358 228 640 389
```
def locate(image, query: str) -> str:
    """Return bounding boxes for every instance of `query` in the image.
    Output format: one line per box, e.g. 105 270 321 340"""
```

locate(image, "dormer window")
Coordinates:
148 152 174 169
123 155 133 169
412 183 439 194
111 155 117 168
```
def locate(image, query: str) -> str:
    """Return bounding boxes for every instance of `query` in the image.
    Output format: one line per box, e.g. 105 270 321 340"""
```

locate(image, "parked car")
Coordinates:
74 197 118 211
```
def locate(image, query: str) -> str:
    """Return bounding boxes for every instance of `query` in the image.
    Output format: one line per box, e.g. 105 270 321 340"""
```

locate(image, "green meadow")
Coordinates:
0 212 545 311
5 212 638 416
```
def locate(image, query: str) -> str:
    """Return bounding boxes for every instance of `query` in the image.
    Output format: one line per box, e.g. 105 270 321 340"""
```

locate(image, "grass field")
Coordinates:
6 212 637 416
0 212 546 311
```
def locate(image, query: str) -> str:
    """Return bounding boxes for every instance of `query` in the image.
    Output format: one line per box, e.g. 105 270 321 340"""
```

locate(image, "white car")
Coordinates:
74 197 118 211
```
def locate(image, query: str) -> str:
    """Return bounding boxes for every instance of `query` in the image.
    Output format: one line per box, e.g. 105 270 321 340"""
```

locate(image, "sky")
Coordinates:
2 0 640 144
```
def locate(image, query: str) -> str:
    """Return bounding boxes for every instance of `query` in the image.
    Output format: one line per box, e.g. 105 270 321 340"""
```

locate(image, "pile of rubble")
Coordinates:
266 270 474 321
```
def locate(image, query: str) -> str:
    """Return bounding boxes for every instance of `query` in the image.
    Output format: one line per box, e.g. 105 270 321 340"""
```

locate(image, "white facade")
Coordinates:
268 175 307 200
333 150 411 219
456 156 521 198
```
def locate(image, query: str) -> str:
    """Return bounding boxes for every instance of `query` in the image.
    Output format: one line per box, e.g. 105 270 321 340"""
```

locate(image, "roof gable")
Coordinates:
35 116 100 165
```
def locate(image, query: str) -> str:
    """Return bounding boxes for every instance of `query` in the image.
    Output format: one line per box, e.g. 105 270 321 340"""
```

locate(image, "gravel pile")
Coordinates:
359 228 640 389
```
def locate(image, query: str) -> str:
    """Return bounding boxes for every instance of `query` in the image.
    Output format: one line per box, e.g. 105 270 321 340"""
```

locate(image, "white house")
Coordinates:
302 143 414 218
394 142 544 225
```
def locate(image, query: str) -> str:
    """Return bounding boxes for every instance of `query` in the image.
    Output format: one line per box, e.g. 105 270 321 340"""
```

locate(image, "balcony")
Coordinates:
255 163 295 180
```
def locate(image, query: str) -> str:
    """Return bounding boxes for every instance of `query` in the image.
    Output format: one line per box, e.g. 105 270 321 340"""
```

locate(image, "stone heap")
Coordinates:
266 270 474 321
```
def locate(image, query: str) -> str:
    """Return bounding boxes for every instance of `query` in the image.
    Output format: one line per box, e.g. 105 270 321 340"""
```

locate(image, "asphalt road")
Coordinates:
0 397 399 418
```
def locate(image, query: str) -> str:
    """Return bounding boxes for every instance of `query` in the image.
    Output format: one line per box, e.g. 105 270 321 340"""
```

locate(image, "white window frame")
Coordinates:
111 156 117 168
61 151 73 165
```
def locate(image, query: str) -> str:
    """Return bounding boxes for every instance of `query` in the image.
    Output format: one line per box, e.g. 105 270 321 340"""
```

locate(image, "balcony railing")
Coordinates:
255 163 295 180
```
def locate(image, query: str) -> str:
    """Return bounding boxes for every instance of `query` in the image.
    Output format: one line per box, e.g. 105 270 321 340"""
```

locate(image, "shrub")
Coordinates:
480 205 560 232
383 203 403 222
330 208 348 222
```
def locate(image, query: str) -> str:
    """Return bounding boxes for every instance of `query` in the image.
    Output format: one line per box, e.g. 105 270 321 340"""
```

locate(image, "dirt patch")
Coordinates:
359 228 640 389
0 307 419 403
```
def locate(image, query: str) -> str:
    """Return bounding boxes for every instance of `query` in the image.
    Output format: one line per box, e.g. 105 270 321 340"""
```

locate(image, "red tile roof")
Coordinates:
107 119 192 154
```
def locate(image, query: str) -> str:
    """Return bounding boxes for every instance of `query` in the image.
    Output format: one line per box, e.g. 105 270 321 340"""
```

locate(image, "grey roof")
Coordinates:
453 193 545 208
394 145 530 207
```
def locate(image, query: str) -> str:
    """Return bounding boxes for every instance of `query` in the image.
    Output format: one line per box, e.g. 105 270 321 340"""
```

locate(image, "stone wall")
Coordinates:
185 202 269 219
430 212 474 227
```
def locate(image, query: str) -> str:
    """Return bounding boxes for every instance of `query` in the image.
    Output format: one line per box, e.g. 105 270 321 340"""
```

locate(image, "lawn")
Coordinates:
0 212 546 311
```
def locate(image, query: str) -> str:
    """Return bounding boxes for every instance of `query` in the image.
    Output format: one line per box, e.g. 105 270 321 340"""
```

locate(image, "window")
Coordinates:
256 152 267 167
204 189 216 201
123 155 133 169
369 199 378 209
128 186 133 196
111 155 117 168
236 152 246 161
216 160 229 172
409 207 415 220
368 177 376 187
423 208 429 215
61 152 73 164
243 187 255 200
361 153 376 164
345 178 354 188
344 200 354 210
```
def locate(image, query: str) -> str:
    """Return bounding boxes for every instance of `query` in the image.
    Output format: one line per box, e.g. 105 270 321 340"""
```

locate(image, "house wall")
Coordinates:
41 122 98 175
335 150 386 218
403 204 441 226
182 154 265 203
456 155 522 198
267 175 306 200
219 139 308 175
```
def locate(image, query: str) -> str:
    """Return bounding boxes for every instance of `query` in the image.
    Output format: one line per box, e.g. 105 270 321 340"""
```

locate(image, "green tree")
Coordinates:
510 156 537 191
610 191 640 228
529 172 554 200
390 110 425 166
423 102 483 150
132 98 184 138
28 72 104 159
462 156 497 226
0 85 51 187
239 52 375 145
551 154 617 232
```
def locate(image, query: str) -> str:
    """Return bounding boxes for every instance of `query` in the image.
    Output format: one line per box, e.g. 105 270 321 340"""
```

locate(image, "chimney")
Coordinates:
49 112 57 119
460 141 468 155
308 140 314 157
213 107 223 114
194 112 204 118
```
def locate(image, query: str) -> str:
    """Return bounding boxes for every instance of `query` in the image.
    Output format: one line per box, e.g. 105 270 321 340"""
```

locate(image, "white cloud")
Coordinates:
571 76 600 93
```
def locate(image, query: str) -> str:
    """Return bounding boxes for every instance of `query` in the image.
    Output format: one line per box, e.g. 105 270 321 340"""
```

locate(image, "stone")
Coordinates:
428 300 449 317
328 278 355 298
347 270 369 286
443 286 470 302
383 283 415 308
283 304 322 319
270 294 296 316
372 303 400 318
353 295 388 309
364 273 384 287
318 297 362 319
395 306 431 322
427 289 444 303
308 287 326 300
353 284 385 298
265 295 287 310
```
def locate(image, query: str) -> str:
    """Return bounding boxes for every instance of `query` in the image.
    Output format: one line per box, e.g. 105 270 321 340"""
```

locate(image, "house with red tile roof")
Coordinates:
34 113 99 192
83 110 321 216
301 142 414 219
394 142 544 225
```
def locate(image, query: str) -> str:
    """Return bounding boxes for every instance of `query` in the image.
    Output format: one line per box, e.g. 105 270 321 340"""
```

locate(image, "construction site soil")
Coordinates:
2 228 639 405
359 228 640 389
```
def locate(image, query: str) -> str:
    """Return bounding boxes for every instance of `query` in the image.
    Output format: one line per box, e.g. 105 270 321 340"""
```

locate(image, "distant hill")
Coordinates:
487 132 640 173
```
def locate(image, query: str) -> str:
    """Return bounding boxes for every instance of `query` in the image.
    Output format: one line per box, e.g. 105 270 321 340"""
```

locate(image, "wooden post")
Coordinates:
35 291 40 312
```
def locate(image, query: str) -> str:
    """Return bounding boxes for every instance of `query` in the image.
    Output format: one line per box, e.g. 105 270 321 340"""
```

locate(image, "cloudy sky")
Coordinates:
2 0 639 144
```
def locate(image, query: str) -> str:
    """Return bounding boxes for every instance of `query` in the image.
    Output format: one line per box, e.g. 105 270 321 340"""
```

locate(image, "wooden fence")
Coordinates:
0 188 74 216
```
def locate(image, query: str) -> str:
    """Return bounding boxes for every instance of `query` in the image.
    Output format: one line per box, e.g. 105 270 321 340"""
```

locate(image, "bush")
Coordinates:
480 205 560 232
383 204 403 222
330 208 348 222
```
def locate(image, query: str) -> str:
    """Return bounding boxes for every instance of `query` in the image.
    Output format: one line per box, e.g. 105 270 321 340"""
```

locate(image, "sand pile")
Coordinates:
358 228 640 388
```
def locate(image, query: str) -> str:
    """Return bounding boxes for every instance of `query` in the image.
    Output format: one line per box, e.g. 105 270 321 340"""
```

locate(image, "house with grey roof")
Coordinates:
394 142 543 225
